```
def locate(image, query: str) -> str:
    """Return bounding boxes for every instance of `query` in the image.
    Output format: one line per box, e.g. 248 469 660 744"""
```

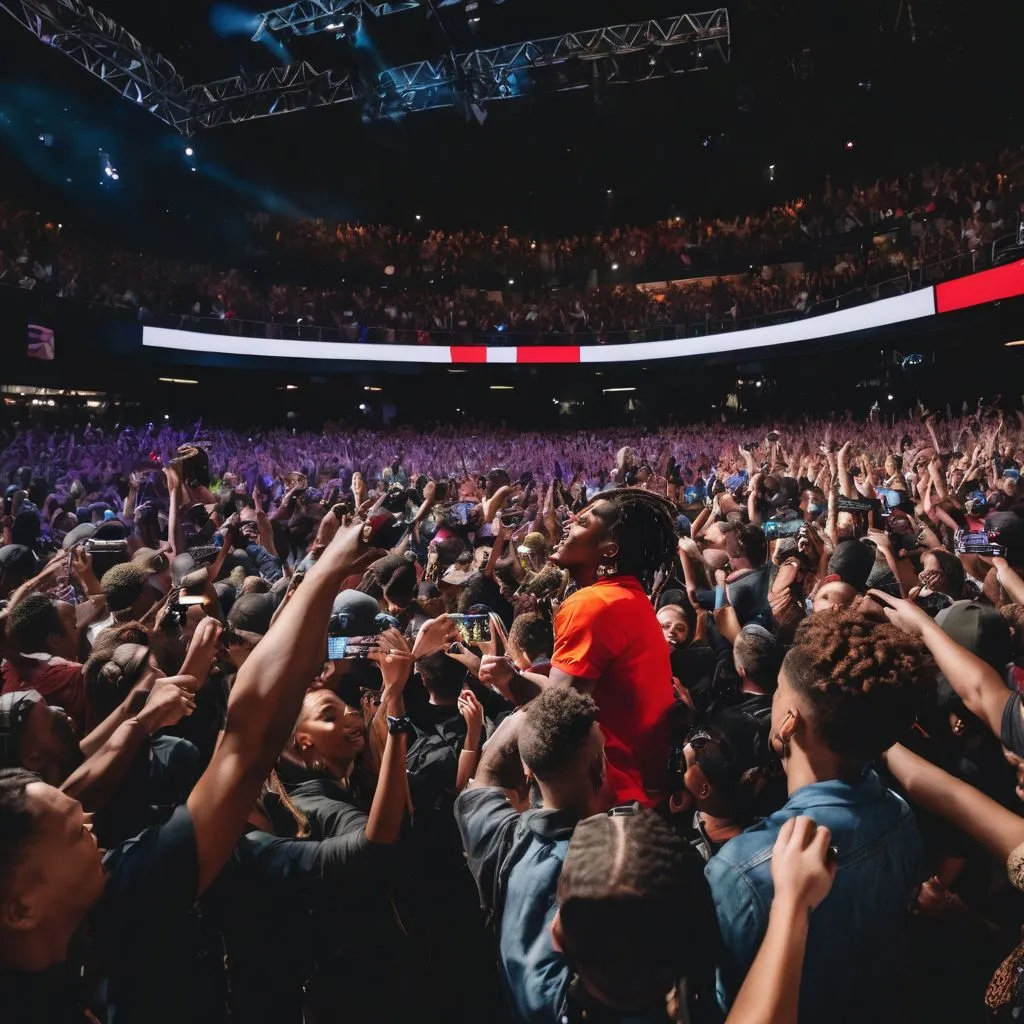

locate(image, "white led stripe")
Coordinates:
579 288 937 362
141 328 455 363
142 287 937 364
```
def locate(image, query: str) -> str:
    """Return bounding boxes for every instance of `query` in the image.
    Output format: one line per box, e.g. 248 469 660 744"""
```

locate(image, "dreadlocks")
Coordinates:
593 488 678 590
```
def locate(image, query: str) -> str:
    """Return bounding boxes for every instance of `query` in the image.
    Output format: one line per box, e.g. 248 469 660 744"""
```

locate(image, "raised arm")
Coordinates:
186 521 371 894
869 590 1011 738
884 743 1024 864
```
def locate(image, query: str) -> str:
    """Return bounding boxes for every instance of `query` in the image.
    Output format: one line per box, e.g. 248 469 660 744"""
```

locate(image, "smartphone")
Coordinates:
763 517 804 539
836 496 878 513
326 634 381 661
766 431 781 443
449 614 492 645
954 529 1006 558
875 487 903 510
177 595 206 607
449 501 475 527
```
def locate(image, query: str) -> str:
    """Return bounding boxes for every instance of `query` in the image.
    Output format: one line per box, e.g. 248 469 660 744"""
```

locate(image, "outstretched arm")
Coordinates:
884 743 1024 863
186 522 371 894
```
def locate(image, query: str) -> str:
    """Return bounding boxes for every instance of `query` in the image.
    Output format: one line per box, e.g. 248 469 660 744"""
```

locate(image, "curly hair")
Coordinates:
518 686 599 783
556 809 719 1009
507 612 554 664
592 489 678 589
783 610 935 762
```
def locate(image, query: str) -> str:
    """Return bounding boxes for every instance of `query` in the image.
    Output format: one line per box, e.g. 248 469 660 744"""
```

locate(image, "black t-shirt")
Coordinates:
1001 691 1024 757
202 827 385 1024
287 775 373 841
1 960 91 1024
94 806 226 1024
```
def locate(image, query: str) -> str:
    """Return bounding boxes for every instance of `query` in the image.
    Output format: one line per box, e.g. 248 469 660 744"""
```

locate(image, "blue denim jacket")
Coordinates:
705 770 922 1023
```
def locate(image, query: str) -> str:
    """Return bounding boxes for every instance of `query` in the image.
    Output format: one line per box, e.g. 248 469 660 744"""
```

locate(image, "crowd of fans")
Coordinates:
1 147 1020 344
4 402 1024 1022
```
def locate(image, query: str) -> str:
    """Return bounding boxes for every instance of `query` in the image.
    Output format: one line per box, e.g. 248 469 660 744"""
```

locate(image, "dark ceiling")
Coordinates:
0 0 1019 253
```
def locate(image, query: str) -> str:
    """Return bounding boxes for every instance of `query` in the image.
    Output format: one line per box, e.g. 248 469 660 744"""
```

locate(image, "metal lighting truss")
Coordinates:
179 63 357 131
0 2 729 132
377 10 730 116
0 0 189 128
258 0 422 39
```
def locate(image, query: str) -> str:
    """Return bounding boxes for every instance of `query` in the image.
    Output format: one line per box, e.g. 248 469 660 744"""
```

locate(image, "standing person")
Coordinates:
0 522 374 1024
482 490 678 807
705 609 934 1022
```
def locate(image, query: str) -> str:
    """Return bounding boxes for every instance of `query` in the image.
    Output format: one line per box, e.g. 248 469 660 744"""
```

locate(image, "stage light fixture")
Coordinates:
185 146 194 156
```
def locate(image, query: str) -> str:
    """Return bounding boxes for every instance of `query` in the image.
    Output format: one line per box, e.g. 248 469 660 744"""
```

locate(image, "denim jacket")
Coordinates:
705 770 922 1024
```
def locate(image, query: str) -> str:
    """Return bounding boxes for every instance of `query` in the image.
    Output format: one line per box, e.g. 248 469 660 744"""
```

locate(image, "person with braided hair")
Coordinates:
480 489 679 807
706 609 935 1023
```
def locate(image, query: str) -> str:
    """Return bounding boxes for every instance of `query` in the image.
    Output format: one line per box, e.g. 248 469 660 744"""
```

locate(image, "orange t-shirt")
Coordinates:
552 577 675 807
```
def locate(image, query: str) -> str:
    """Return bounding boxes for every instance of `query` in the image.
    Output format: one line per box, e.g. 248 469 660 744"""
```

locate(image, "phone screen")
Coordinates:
326 635 381 661
449 614 492 645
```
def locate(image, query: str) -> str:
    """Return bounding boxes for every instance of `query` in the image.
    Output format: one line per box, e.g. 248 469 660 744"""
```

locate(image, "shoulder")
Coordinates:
99 806 199 925
454 786 518 842
706 821 776 886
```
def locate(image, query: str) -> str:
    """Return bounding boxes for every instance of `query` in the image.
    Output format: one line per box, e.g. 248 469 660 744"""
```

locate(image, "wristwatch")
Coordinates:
386 715 416 737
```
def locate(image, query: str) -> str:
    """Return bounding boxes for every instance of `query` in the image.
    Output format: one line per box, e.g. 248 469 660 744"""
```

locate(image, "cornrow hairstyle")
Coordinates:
783 610 936 764
518 687 599 784
557 809 720 1011
0 767 41 904
592 489 678 590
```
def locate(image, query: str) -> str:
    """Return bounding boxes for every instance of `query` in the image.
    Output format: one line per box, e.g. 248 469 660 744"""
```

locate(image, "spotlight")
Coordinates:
508 278 515 285
845 140 855 150
104 166 113 177
611 263 619 270
887 394 894 401
415 214 422 221
358 403 368 411
111 172 119 181
185 146 194 156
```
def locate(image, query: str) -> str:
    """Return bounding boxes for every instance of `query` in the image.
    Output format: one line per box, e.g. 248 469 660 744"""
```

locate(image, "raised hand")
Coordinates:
770 815 836 916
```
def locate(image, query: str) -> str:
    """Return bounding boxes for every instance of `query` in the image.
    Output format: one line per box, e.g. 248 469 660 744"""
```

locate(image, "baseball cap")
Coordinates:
0 689 43 766
329 590 382 637
62 522 96 550
936 601 1013 673
441 564 475 587
517 532 548 555
0 544 37 578
227 592 276 636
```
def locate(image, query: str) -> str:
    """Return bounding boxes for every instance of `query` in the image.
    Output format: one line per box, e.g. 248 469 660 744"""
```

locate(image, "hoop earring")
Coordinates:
773 733 791 760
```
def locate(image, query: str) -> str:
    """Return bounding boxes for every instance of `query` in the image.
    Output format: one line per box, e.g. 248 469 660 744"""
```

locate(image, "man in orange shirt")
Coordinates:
481 490 679 807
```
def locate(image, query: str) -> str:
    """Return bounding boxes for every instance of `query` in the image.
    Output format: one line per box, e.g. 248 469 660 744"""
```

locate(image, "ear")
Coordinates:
598 539 619 560
549 908 565 953
779 708 800 744
0 890 38 933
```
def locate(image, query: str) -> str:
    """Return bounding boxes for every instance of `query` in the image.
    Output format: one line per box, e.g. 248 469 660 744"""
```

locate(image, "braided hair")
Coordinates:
556 809 719 1010
592 488 678 590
